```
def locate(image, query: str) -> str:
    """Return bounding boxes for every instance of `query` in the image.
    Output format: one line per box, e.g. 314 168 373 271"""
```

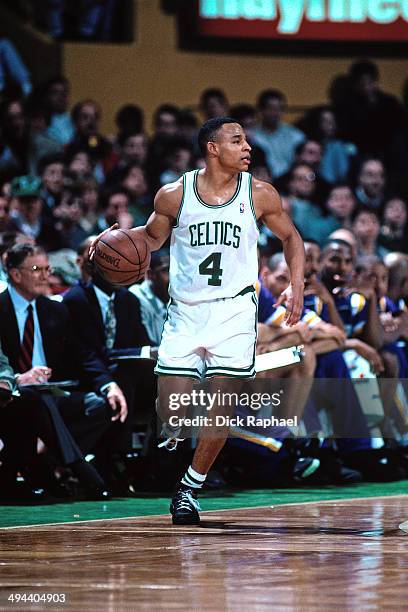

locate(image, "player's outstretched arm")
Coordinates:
253 179 305 326
89 179 183 259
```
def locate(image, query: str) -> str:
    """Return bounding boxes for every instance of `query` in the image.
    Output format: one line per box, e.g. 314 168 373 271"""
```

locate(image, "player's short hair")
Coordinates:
197 116 239 157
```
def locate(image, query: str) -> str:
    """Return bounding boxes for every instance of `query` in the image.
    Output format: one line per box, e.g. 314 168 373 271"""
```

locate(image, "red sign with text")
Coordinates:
197 0 408 42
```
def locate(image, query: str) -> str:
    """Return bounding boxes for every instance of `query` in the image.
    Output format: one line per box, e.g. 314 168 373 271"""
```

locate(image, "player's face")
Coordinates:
212 124 251 171
320 245 353 291
304 242 321 281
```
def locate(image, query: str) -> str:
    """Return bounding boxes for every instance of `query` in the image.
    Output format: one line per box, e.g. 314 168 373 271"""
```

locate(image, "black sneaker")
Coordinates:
170 484 201 525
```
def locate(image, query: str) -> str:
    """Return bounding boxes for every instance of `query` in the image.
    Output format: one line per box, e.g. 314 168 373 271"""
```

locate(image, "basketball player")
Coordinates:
91 117 305 524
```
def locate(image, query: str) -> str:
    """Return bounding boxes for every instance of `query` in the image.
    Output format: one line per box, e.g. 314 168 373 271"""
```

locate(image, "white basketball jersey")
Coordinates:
169 169 259 302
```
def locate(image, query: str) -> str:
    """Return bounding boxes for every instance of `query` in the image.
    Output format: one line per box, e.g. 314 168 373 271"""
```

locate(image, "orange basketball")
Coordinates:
93 229 151 286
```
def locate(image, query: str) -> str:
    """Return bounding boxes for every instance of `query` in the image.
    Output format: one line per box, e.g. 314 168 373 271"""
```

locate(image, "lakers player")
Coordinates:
91 117 305 524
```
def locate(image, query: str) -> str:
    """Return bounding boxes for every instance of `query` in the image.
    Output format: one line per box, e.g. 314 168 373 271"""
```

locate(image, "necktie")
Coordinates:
105 297 116 349
19 304 34 372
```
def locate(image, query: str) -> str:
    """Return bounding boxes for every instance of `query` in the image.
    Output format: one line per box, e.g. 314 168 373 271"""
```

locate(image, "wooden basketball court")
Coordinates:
1 495 407 610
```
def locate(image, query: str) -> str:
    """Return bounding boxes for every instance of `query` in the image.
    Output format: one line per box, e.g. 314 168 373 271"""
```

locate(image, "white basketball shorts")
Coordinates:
154 286 258 379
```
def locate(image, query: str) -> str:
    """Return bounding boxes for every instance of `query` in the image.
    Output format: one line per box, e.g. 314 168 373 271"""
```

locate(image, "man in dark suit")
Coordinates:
63 260 157 487
0 243 127 500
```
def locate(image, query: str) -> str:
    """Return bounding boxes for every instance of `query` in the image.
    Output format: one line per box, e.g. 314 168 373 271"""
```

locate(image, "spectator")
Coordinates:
334 59 407 177
275 139 329 203
354 158 387 210
65 147 93 178
42 76 75 145
200 88 229 120
25 95 63 175
119 132 147 167
152 104 180 138
283 163 323 241
0 98 29 177
379 197 408 254
63 263 156 494
352 207 389 259
53 186 89 251
178 109 199 151
0 230 35 286
129 252 169 345
230 103 258 141
115 104 144 143
251 164 273 185
0 39 32 98
252 89 305 178
67 99 115 181
328 228 358 261
385 254 408 308
76 235 96 285
0 194 10 232
121 164 152 226
38 153 65 211
316 184 356 245
146 104 180 191
7 175 62 251
229 103 268 171
76 174 100 234
297 105 357 184
94 188 133 233
159 139 193 186
105 132 148 187
0 243 124 500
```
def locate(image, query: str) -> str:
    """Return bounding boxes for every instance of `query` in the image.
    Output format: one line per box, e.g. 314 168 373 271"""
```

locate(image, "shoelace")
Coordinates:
157 437 185 451
174 489 201 512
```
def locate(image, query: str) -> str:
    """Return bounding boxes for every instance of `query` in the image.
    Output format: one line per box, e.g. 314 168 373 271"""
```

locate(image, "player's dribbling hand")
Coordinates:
275 283 304 326
88 223 119 261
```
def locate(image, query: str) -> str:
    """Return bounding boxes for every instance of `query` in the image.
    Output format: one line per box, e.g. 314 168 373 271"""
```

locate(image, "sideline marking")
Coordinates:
1 494 407 530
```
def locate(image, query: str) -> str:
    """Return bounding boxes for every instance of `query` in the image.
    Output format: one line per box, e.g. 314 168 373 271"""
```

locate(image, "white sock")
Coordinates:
181 465 207 489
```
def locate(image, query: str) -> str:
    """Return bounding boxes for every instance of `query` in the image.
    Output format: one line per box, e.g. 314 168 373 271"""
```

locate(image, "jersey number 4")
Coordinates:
199 252 223 286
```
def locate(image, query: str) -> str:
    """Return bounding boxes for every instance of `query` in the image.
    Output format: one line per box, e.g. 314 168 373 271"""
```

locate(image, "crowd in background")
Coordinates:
1 44 408 502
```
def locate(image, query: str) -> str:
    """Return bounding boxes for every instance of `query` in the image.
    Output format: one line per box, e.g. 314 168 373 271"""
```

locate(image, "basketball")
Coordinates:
93 228 151 286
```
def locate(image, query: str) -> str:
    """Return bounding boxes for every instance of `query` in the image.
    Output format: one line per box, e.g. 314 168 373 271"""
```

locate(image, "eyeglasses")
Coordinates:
293 172 316 182
19 265 53 275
